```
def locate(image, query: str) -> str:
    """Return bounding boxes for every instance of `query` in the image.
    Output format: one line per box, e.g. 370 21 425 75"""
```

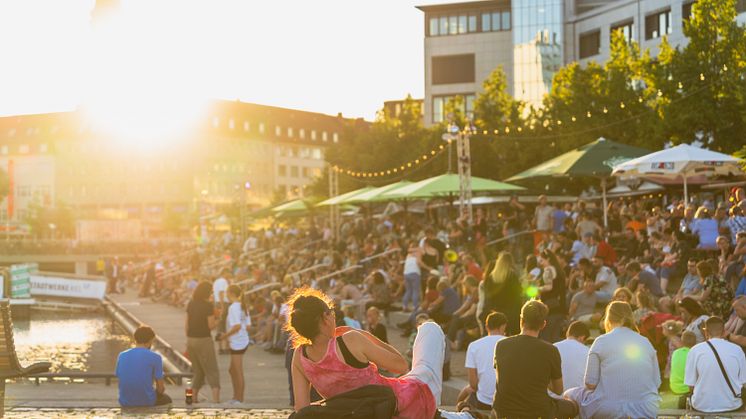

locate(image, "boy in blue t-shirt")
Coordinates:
115 326 172 407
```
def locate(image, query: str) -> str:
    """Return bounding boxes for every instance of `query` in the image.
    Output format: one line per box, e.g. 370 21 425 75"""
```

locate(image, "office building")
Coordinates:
419 0 746 126
0 101 361 236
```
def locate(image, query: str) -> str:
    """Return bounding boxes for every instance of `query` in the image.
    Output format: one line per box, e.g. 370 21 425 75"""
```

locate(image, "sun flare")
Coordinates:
81 0 211 149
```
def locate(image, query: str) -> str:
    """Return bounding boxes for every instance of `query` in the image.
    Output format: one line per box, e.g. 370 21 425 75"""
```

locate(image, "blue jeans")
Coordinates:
402 273 421 309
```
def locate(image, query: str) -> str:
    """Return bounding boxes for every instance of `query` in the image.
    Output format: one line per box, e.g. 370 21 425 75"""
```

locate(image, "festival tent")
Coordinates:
344 180 413 203
316 186 376 206
383 173 524 200
611 144 744 204
505 137 651 226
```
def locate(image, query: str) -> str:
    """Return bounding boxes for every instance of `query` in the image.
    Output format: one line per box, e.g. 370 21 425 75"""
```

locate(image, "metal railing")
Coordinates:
485 229 536 247
359 248 401 264
27 371 192 386
104 297 192 374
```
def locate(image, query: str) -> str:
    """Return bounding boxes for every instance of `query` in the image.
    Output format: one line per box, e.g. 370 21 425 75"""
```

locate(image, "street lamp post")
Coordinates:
445 121 475 224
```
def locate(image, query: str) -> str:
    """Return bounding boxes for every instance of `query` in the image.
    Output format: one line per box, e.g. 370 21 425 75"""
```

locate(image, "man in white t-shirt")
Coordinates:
213 269 231 353
458 312 507 411
591 256 617 302
553 321 590 393
685 316 746 413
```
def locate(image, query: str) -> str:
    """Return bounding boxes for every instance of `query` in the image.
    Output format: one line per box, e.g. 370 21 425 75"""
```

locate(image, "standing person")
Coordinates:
139 261 156 298
534 195 554 249
554 321 590 392
288 288 446 418
218 285 251 405
493 300 578 418
402 242 425 313
115 326 172 407
565 301 661 419
457 312 507 411
213 269 231 354
185 281 220 403
685 316 746 413
477 252 522 336
536 249 568 343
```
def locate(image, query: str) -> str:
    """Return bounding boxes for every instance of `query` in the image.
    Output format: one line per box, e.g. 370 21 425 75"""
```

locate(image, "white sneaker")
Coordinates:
226 399 242 406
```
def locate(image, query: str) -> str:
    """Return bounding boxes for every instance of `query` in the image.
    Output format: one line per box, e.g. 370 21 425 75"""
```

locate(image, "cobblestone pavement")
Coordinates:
6 407 293 418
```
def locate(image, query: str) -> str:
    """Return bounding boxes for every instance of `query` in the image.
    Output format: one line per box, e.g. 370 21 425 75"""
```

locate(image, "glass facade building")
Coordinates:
511 0 563 108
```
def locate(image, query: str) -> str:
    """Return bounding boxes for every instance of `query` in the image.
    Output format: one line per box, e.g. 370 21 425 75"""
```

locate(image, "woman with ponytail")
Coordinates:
565 301 661 418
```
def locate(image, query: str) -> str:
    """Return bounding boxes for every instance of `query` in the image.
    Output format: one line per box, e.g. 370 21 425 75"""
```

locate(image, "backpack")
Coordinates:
289 385 398 419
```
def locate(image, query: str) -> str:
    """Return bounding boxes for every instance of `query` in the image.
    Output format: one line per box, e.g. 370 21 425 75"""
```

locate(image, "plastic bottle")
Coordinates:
185 379 193 405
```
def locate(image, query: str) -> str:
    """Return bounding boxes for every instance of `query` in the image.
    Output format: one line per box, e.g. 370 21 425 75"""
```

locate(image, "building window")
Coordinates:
611 20 634 43
287 127 294 137
738 0 746 13
275 126 282 136
299 128 306 139
259 123 266 133
228 118 235 130
312 148 322 159
468 15 478 32
291 166 299 177
39 143 48 153
19 144 29 154
311 130 317 140
481 10 510 32
432 54 476 85
579 30 601 59
502 11 511 31
332 133 339 143
212 116 220 127
302 167 309 178
645 9 672 40
429 11 501 36
278 165 287 177
432 94 476 123
322 132 328 142
243 121 250 131
682 2 695 20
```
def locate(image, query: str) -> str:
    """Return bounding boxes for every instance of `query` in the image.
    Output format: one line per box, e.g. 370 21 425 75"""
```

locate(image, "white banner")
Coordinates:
29 275 107 300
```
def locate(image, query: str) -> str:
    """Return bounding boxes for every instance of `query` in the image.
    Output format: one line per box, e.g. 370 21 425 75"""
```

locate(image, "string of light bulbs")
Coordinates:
331 139 452 178
330 66 730 179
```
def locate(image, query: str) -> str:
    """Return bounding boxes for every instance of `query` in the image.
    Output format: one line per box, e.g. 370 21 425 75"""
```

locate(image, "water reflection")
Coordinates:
14 311 130 373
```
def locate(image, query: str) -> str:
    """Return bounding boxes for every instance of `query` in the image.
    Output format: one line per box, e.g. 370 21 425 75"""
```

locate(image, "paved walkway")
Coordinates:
109 290 291 407
7 407 292 418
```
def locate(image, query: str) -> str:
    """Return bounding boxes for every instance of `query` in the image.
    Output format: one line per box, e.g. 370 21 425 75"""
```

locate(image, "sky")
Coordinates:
0 0 459 121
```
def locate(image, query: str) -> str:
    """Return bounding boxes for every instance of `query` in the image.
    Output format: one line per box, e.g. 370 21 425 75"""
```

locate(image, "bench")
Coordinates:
0 300 51 416
659 408 746 418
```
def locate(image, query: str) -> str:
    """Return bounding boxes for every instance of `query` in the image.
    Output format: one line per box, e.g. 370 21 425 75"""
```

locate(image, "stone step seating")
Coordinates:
659 409 746 418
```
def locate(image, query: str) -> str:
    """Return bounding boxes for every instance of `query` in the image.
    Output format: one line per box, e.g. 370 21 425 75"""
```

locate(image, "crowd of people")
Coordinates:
111 186 746 417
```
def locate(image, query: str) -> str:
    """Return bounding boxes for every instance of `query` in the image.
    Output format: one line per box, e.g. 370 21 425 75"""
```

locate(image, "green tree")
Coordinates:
656 0 746 152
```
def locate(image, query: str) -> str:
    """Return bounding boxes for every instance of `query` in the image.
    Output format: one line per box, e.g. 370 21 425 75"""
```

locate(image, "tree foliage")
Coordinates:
312 0 746 197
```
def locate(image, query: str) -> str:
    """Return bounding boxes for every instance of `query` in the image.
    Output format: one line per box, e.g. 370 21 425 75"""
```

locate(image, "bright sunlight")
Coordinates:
82 0 215 150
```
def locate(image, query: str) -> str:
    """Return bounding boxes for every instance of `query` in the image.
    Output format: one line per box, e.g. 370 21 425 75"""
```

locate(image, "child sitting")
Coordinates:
670 330 696 396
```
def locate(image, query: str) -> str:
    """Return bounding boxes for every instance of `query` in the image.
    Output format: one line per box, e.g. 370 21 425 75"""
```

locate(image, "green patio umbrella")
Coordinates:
316 186 376 207
383 174 524 199
271 198 321 217
345 181 413 203
505 137 650 226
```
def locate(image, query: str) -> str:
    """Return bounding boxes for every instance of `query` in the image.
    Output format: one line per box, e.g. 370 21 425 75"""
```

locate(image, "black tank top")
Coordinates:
303 336 369 369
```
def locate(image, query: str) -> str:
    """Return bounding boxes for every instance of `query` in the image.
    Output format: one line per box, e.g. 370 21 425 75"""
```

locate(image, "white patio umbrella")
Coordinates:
611 144 744 204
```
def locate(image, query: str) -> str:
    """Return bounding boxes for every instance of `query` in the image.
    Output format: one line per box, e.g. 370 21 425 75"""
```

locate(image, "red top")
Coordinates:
297 335 436 419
